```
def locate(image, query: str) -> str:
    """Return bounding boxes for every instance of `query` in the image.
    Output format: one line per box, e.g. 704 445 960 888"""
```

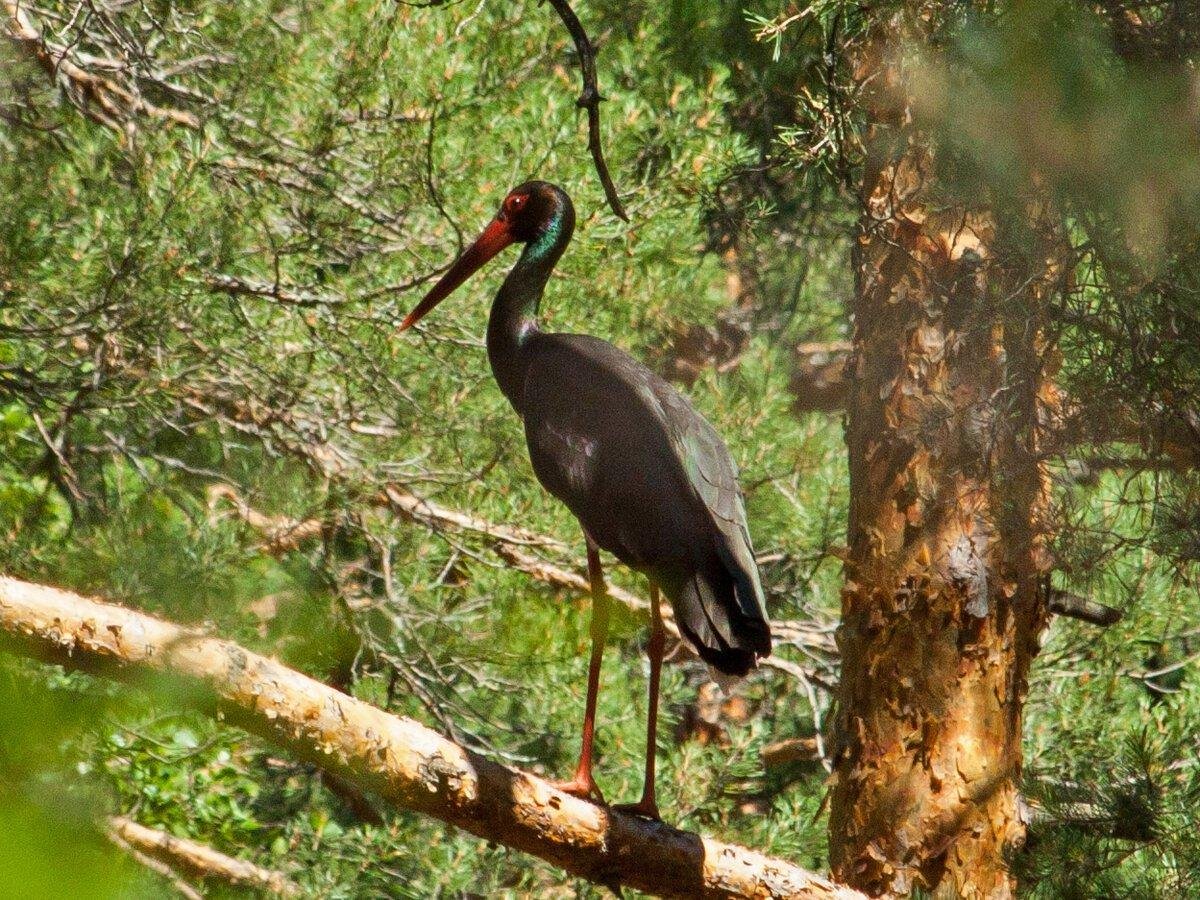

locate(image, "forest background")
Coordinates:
2 0 1199 896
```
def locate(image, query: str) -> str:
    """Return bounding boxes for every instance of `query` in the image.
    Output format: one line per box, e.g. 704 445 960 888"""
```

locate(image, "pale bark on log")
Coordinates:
0 576 862 900
108 817 299 896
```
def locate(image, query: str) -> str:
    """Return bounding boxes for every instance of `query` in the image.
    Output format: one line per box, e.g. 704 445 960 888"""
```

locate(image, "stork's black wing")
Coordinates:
519 332 771 674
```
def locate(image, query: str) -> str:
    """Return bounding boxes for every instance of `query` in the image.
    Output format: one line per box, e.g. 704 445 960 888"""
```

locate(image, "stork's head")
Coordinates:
400 181 574 330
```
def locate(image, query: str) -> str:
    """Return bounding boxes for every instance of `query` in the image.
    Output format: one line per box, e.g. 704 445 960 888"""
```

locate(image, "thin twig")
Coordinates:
544 0 628 221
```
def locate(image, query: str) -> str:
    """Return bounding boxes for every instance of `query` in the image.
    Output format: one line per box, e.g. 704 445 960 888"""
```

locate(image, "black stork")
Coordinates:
400 181 771 819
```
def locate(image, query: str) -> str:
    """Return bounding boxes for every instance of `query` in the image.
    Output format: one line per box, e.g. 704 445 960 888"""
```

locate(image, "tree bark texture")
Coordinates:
828 13 1065 898
0 576 863 900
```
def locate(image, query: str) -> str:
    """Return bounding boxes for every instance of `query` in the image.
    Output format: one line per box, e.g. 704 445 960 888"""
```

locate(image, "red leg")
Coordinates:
615 582 664 820
550 539 608 804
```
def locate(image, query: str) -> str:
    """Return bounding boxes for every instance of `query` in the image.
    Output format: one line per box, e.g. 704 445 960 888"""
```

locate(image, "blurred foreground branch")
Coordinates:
0 576 861 900
107 817 299 897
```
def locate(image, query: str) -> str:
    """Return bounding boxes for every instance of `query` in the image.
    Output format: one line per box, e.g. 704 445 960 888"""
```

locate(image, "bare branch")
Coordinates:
762 737 821 771
1046 589 1123 626
3 1 200 131
544 0 629 221
207 484 325 555
383 485 568 551
205 480 838 690
108 817 299 897
0 576 862 900
383 486 839 677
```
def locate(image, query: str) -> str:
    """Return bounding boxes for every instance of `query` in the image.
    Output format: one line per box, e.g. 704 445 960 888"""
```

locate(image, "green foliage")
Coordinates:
0 0 1198 895
0 1 844 894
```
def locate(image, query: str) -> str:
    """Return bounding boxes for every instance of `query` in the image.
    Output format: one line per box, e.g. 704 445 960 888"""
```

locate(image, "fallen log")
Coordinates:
0 576 862 900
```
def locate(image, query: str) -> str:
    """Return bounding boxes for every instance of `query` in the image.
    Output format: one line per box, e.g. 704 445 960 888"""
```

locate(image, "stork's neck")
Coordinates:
487 211 571 411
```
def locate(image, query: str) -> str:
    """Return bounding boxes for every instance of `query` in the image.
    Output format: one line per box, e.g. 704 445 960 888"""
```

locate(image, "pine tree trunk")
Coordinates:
828 15 1066 898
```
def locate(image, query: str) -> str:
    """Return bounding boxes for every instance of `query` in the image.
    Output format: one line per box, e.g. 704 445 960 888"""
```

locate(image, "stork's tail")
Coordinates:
666 563 771 677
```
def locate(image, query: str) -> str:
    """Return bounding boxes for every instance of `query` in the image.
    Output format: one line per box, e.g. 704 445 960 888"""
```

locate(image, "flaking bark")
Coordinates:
0 576 862 900
828 12 1066 897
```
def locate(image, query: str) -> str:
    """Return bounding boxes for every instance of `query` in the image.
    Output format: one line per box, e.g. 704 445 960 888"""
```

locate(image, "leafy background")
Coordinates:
1 0 1198 896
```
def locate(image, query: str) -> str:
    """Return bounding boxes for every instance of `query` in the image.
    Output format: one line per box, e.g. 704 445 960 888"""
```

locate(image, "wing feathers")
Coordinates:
522 334 772 673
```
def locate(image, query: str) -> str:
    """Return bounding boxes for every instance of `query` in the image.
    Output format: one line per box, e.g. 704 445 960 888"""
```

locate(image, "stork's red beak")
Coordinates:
399 218 515 331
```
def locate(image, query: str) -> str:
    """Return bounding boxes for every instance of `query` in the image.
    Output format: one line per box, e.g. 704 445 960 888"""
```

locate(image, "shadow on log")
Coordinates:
0 576 861 900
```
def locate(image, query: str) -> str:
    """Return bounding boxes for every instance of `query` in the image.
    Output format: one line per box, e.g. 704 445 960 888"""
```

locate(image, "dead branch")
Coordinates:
122 372 839 689
172 369 838 688
207 484 325 555
3 1 199 131
184 380 840 680
108 817 299 896
217 479 838 687
544 0 628 221
1046 589 1123 626
383 486 840 676
0 576 861 900
383 485 568 551
762 737 821 771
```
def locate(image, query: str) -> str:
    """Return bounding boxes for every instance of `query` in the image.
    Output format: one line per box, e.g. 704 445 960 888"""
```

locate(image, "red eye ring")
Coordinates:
508 194 527 211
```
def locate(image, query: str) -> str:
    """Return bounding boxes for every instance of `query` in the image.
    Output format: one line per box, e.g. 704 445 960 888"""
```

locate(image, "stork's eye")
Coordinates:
507 194 528 213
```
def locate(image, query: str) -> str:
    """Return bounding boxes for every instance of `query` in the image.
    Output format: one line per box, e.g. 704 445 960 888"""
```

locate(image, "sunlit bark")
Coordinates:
828 13 1066 897
0 576 863 900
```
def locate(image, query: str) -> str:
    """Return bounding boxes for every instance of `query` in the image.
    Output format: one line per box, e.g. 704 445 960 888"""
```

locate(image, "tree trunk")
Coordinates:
828 14 1065 898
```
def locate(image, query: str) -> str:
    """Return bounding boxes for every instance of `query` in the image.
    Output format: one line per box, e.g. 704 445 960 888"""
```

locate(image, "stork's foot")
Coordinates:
549 775 606 805
612 798 661 821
